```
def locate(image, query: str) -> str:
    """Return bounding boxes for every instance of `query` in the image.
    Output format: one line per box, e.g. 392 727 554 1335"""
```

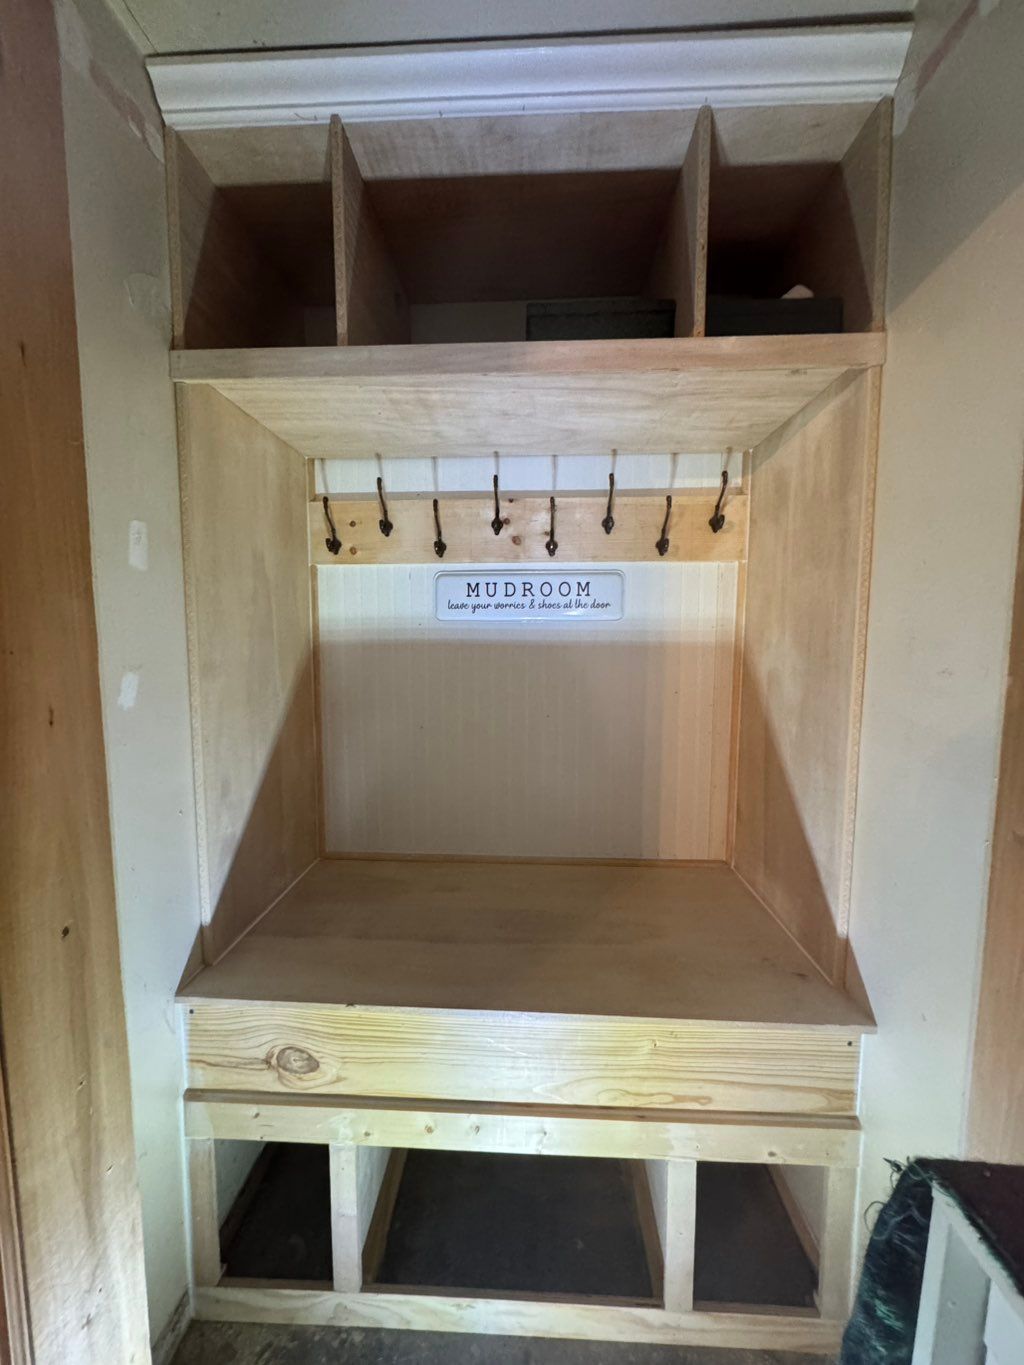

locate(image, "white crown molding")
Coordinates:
148 25 912 131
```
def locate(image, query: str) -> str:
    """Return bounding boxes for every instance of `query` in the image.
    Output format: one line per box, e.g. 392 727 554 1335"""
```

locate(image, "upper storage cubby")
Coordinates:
166 100 891 351
166 127 339 349
706 101 891 335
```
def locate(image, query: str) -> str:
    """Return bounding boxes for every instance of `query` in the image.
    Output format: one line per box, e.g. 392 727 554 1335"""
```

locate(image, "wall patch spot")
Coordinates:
128 520 148 571
117 670 140 710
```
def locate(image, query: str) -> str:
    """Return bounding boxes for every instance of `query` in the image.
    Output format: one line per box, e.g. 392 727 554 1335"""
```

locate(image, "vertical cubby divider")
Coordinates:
330 116 410 346
646 104 712 337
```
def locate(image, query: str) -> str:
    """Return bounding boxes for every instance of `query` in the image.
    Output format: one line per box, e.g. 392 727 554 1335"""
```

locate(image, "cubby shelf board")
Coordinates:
170 333 885 459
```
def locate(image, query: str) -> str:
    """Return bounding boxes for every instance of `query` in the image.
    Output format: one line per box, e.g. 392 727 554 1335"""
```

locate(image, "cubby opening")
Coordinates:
706 101 890 335
167 135 336 350
368 169 686 343
214 1144 820 1312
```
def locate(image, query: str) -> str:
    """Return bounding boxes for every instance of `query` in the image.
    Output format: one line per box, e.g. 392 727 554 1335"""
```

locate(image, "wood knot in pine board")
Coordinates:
272 1045 320 1077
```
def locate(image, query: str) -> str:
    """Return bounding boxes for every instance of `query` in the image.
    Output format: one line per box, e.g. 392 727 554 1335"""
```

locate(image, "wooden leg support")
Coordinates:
646 1158 697 1312
188 1137 222 1289
331 1144 392 1292
817 1163 858 1321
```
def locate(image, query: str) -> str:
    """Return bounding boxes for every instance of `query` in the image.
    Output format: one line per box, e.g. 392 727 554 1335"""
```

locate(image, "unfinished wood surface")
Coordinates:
0 1057 30 1365
196 1285 842 1349
184 1003 861 1113
178 384 318 963
179 104 871 187
189 1138 222 1288
179 859 871 1030
0 4 151 1360
734 370 881 981
367 169 677 306
169 333 885 459
186 1095 862 1168
646 1161 697 1312
967 483 1024 1163
331 118 409 346
312 491 746 565
786 99 892 334
166 129 305 348
647 106 711 337
815 1165 858 1321
329 1146 360 1292
317 563 736 861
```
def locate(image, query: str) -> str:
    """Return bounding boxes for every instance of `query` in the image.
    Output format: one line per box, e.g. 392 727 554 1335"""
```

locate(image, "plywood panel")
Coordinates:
317 563 737 859
733 370 880 981
178 384 318 961
178 860 872 1029
0 1 150 1357
171 333 886 459
368 169 677 305
648 106 711 337
967 485 1024 1163
167 130 305 348
785 99 892 333
331 117 409 346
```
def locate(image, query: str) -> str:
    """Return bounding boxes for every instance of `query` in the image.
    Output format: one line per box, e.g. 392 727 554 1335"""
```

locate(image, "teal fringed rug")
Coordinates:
842 1158 1024 1364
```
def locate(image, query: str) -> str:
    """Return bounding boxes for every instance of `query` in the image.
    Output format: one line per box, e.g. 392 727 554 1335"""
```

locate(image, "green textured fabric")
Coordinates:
840 1161 934 1365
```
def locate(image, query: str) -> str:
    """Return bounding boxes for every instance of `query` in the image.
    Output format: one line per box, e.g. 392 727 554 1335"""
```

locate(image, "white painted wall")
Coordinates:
108 0 907 58
851 0 1024 1235
57 0 201 1353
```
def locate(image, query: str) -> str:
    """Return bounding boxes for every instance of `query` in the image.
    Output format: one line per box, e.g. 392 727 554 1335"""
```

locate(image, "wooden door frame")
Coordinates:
0 0 152 1359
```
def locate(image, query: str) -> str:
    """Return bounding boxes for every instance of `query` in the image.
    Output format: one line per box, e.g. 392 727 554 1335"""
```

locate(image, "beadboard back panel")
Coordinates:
318 561 738 860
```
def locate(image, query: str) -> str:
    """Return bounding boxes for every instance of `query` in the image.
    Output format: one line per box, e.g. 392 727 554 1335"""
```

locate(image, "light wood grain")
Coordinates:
178 384 318 962
0 1058 30 1365
331 118 409 346
733 370 881 981
196 1285 843 1348
178 859 871 1031
0 5 150 1360
169 334 884 459
816 1165 858 1321
786 99 892 334
648 1161 697 1312
968 483 1024 1163
184 1003 861 1115
185 1094 862 1167
188 1139 222 1288
311 492 746 564
648 106 711 338
365 168 677 306
166 129 305 349
329 1146 360 1292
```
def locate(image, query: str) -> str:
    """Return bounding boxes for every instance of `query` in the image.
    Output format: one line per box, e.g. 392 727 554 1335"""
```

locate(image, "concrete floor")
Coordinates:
173 1322 836 1365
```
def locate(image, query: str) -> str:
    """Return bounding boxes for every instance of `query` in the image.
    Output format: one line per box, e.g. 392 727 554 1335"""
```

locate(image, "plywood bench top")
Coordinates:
179 859 874 1032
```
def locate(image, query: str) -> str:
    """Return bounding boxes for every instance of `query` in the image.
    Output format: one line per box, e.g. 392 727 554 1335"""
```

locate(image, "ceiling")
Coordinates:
109 0 912 56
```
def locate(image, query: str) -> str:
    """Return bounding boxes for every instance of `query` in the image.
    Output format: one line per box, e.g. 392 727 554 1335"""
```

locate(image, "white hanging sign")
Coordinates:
435 570 624 623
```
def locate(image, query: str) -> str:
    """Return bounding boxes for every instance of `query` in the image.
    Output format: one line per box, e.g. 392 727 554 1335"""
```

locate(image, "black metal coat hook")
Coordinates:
376 476 393 537
545 496 558 557
433 498 447 559
656 495 673 557
709 470 729 534
491 473 503 536
322 495 341 555
602 471 615 534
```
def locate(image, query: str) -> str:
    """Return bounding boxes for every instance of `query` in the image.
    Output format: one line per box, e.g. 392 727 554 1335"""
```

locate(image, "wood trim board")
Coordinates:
185 1093 863 1166
310 490 747 565
0 3 150 1356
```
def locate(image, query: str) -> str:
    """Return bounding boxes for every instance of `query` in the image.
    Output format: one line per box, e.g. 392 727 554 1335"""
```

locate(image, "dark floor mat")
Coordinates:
695 1163 817 1307
375 1151 655 1299
220 1146 817 1310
